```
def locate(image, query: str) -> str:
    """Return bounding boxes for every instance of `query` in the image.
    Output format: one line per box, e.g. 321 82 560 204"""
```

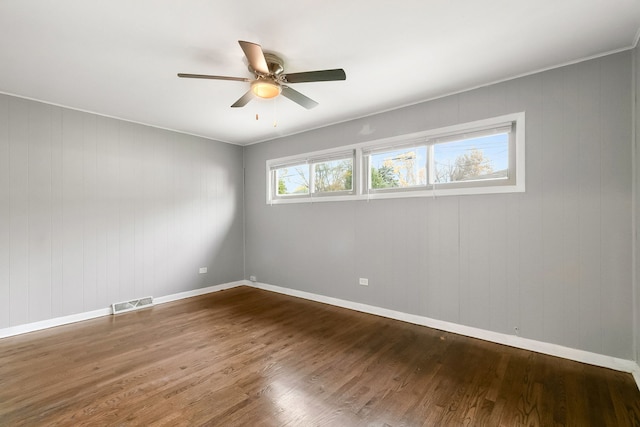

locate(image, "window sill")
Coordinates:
267 182 525 205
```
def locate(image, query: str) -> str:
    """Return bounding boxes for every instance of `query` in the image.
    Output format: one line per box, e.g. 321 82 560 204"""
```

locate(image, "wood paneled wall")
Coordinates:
244 52 634 359
634 43 640 363
0 96 244 328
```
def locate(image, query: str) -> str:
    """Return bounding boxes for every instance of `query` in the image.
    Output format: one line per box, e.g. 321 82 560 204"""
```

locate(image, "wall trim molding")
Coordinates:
0 307 113 340
0 90 236 146
0 281 245 339
244 280 640 391
153 281 243 305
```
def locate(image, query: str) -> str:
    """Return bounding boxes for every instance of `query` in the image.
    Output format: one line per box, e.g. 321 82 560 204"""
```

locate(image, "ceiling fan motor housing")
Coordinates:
249 53 285 77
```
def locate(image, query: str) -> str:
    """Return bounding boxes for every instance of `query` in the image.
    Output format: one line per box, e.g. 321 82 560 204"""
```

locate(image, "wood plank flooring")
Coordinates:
0 286 639 426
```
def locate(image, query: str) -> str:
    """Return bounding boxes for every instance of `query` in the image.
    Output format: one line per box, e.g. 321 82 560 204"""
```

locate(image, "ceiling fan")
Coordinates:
178 40 346 109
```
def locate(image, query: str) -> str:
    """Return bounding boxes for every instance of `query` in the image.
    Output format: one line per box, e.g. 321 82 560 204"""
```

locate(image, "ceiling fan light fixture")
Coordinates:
251 79 281 99
178 40 345 109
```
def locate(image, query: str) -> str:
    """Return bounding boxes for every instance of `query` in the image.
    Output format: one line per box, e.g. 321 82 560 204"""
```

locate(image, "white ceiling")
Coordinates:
1 1 639 145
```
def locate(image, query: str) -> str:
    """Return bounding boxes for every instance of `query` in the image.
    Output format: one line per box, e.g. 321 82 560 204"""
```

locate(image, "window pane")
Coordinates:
369 146 427 189
275 164 309 195
432 133 509 183
313 158 353 193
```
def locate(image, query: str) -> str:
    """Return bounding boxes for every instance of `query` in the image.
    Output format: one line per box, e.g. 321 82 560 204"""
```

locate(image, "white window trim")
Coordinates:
266 112 525 205
269 151 356 201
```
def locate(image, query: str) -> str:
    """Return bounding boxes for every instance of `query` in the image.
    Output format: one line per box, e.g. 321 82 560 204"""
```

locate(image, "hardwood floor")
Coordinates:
0 286 639 426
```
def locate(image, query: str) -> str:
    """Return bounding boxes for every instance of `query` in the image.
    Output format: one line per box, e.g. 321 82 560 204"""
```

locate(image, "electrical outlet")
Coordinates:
514 326 520 336
199 267 207 274
249 275 257 282
359 278 369 286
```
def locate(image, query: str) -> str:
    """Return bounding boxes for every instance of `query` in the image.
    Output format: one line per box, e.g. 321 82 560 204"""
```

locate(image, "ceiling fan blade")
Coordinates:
281 86 319 109
283 69 346 83
238 40 269 75
177 73 251 82
231 90 254 108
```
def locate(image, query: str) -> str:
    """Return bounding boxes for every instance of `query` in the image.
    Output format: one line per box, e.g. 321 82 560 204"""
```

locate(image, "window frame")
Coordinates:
364 141 429 194
269 150 356 201
266 112 525 204
426 123 515 188
272 161 311 199
309 153 356 198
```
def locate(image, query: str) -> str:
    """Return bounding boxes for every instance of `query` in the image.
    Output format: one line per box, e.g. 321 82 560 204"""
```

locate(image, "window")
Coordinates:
364 123 516 195
275 163 309 196
429 125 513 188
270 152 355 200
432 133 509 184
266 112 524 204
369 145 427 189
313 157 353 193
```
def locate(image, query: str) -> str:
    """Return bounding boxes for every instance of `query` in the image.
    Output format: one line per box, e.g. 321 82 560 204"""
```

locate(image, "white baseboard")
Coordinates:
0 281 245 339
153 281 244 305
245 280 640 391
0 307 113 339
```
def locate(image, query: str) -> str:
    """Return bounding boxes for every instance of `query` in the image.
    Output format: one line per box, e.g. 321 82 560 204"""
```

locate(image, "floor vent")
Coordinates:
112 296 154 315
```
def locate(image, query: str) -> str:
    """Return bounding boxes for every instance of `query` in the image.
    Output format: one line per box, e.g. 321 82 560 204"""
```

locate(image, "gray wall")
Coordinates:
244 51 634 360
635 43 640 363
0 94 244 328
